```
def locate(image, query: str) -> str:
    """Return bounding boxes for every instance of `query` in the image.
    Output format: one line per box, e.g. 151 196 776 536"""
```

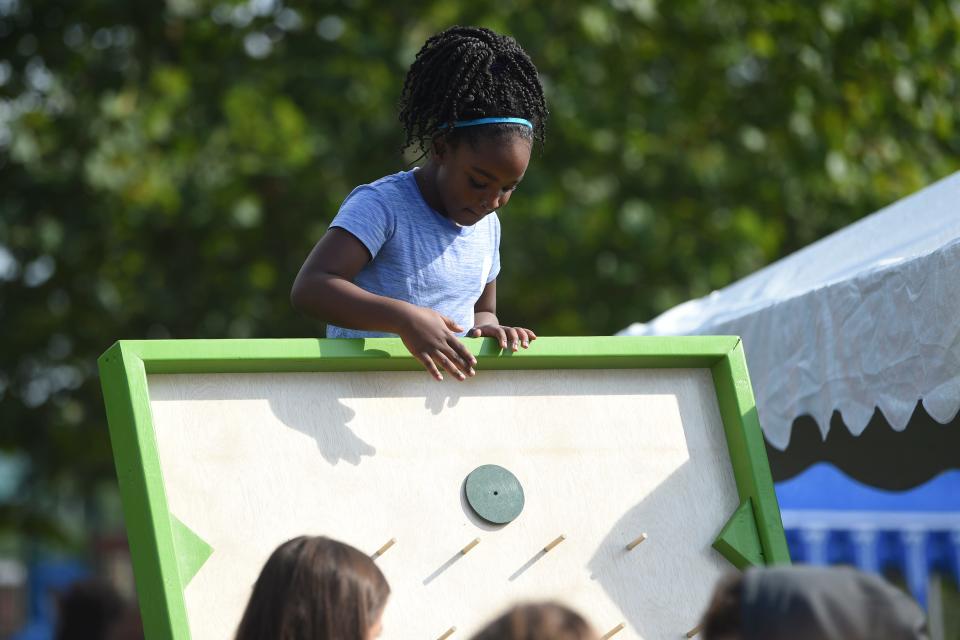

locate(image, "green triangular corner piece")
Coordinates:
171 516 213 589
713 499 765 569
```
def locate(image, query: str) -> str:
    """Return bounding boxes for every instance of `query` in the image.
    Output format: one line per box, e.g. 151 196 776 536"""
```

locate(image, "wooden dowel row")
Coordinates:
461 538 480 555
686 622 703 638
600 622 624 639
543 535 566 552
437 626 456 640
626 533 648 551
371 538 395 558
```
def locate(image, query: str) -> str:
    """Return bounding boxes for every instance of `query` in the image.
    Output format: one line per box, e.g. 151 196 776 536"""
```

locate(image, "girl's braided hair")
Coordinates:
399 26 548 154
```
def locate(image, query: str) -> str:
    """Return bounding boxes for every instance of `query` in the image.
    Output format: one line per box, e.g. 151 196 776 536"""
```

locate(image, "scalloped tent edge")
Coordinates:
619 171 960 456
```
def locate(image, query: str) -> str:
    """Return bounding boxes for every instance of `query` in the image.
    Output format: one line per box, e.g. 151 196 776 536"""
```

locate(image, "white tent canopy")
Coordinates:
620 171 960 450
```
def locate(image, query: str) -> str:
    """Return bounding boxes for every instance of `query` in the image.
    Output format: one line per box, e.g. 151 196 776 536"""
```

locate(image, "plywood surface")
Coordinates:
147 368 738 639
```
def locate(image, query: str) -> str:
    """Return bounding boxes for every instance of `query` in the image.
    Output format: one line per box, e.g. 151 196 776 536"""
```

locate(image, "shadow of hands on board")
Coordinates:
268 345 471 462
269 393 375 465
265 344 436 465
267 359 381 465
324 339 465 416
424 382 463 415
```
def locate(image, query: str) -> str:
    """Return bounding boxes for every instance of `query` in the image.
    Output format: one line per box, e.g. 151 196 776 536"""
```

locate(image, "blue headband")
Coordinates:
449 117 533 129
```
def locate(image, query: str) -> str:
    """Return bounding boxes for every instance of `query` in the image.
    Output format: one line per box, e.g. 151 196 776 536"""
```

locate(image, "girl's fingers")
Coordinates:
516 328 532 348
505 327 520 351
434 350 467 381
494 327 509 350
470 324 537 351
448 340 477 375
417 352 444 381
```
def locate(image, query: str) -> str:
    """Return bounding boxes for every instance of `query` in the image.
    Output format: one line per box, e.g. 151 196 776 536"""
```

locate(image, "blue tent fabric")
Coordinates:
776 463 960 607
777 463 960 512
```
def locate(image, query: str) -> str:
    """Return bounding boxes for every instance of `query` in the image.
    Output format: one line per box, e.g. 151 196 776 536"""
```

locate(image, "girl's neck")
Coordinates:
414 161 445 216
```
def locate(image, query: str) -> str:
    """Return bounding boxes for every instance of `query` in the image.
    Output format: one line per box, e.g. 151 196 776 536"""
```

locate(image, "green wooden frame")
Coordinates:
98 336 790 640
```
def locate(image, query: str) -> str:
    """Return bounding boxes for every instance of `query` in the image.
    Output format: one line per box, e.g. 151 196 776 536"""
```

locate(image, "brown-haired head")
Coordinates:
470 602 599 640
234 536 390 640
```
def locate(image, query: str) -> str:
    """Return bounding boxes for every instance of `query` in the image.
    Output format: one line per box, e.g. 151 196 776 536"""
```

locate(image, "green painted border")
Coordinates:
98 336 789 640
710 341 792 567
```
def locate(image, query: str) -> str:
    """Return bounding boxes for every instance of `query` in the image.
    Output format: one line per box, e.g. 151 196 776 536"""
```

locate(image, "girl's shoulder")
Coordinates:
368 169 410 186
355 170 415 196
342 170 417 209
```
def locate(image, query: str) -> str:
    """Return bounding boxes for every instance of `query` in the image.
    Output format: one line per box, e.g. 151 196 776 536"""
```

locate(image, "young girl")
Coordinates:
234 536 390 640
291 26 548 381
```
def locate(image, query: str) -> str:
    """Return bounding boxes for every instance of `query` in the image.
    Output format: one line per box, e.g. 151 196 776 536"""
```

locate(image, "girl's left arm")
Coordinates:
470 280 537 351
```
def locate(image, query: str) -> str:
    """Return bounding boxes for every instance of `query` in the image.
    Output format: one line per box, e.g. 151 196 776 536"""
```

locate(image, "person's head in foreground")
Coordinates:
54 578 126 640
701 565 929 640
469 602 599 640
234 536 390 640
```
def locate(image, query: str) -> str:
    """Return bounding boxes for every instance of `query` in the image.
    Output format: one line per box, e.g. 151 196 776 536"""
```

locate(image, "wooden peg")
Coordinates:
437 626 456 640
600 622 624 639
685 622 703 638
372 538 395 558
461 538 480 555
543 535 566 552
626 532 648 551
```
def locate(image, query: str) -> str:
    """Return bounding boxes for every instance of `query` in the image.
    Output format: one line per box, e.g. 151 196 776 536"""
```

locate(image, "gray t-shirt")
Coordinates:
326 169 501 338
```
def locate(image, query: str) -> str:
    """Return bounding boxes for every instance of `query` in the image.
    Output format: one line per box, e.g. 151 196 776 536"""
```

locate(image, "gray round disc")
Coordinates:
464 464 525 524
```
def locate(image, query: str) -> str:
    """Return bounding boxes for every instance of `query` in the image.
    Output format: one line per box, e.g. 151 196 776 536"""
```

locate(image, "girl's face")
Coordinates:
433 133 532 226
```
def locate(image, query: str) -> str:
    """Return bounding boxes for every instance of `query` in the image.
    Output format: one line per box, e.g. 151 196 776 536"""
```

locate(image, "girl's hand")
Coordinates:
398 306 477 381
468 325 537 352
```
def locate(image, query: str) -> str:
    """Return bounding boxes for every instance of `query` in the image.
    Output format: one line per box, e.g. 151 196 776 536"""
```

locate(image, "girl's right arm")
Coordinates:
291 228 477 381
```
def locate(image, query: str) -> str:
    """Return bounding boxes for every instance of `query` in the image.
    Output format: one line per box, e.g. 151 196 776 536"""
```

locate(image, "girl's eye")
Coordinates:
468 177 487 189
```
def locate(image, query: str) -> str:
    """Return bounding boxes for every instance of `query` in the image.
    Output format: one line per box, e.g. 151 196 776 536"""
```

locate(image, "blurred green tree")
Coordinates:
1 0 957 544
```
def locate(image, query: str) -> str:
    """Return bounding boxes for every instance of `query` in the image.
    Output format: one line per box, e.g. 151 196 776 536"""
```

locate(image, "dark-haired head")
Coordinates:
234 536 390 640
54 578 126 640
469 602 598 640
399 25 548 155
403 27 547 226
700 572 744 640
700 566 929 640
